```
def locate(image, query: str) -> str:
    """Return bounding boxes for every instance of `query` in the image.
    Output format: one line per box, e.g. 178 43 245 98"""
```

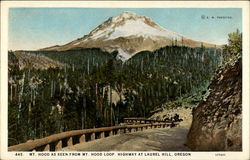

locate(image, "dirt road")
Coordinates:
62 124 191 151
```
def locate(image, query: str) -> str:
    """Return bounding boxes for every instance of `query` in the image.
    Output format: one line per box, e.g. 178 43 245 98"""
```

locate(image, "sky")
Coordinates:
8 8 242 50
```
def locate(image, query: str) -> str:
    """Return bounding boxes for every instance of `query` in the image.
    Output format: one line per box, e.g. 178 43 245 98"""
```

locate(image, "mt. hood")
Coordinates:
41 11 217 61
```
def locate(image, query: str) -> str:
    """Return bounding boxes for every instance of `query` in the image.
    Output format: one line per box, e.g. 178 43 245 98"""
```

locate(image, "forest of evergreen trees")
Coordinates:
8 46 222 146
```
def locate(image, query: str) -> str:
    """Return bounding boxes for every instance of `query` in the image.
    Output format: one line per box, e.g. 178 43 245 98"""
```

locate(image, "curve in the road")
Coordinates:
63 124 191 151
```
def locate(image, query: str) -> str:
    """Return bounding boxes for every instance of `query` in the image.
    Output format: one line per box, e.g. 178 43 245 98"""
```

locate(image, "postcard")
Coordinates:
0 1 249 160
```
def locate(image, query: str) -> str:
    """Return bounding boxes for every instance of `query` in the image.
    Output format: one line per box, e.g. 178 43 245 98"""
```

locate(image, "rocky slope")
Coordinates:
41 11 218 61
186 56 242 151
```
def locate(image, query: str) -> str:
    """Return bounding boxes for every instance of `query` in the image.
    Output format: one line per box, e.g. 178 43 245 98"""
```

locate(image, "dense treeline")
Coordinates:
122 46 221 115
222 29 242 62
8 46 222 146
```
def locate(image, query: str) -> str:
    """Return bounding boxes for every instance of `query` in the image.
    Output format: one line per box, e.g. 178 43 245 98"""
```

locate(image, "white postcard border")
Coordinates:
1 1 249 160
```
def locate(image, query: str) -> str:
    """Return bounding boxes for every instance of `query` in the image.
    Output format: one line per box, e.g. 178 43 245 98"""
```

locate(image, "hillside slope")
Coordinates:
8 51 65 70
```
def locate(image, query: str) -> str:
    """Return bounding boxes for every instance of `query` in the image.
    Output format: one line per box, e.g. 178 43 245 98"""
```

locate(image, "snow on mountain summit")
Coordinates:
88 11 182 41
108 18 182 40
41 11 218 61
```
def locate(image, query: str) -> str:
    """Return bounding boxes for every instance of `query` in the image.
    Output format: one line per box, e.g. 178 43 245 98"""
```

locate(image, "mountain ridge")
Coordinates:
41 11 220 61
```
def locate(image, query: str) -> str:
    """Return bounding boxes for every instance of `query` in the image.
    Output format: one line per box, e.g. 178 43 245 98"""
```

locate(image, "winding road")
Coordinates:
62 123 191 151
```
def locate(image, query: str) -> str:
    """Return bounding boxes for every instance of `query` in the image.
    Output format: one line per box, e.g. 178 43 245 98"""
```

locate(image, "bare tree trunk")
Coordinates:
81 94 86 129
18 72 25 124
95 83 99 111
51 80 53 97
83 95 86 129
10 84 12 101
109 85 112 126
81 109 84 129
87 58 90 75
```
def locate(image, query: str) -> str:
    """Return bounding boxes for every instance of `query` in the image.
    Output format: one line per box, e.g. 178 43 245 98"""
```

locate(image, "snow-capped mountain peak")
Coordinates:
41 11 217 61
113 11 141 21
87 11 182 41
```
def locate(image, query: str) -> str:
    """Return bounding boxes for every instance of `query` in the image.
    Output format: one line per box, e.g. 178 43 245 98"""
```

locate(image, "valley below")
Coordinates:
8 46 222 150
